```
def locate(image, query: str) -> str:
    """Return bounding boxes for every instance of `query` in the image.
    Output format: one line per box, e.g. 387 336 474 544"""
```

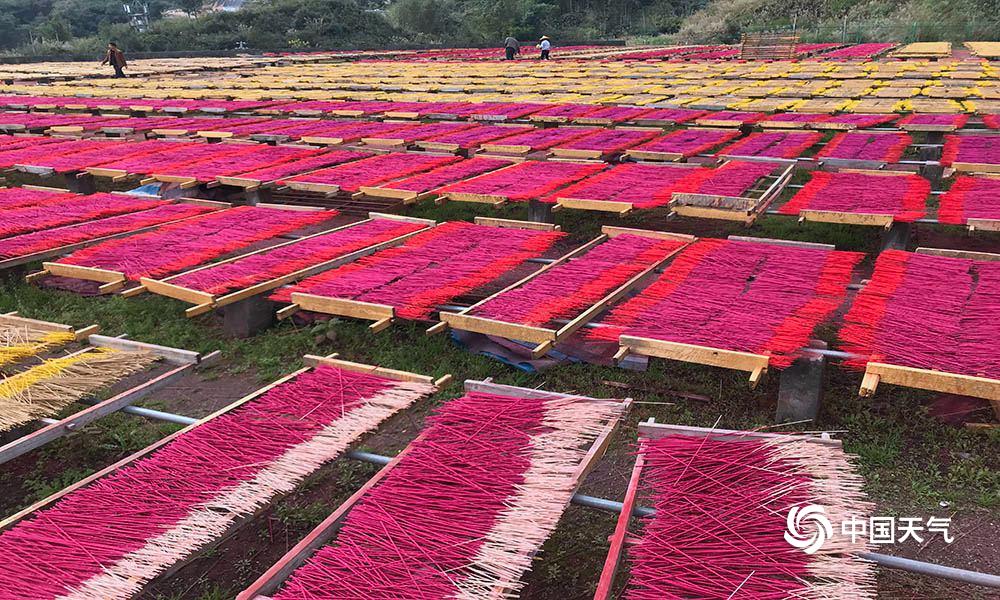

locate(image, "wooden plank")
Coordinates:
638 420 842 446
672 191 757 211
284 181 341 194
442 191 507 205
302 354 443 386
862 362 1000 406
550 148 605 159
619 335 770 376
600 226 695 243
671 204 756 223
728 235 835 250
966 218 1000 232
797 209 894 227
290 293 395 321
625 149 684 161
87 334 201 365
473 216 560 231
0 313 75 334
557 197 632 215
0 363 194 465
593 451 645 600
358 185 419 202
140 278 216 305
914 247 1000 261
440 313 556 344
42 262 125 284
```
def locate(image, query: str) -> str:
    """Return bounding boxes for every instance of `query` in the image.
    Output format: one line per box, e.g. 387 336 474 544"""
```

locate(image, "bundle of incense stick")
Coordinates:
0 139 113 169
591 238 863 368
0 364 435 599
554 128 661 154
984 114 1000 130
0 348 157 432
0 136 64 155
840 249 1000 378
230 149 370 182
269 390 626 600
816 132 911 163
573 105 653 123
762 112 826 126
937 175 1000 225
298 119 414 140
0 325 76 368
898 113 969 129
690 160 780 197
375 157 511 194
471 233 687 327
162 145 324 182
632 128 741 158
273 221 564 319
89 141 220 174
530 103 603 119
717 131 822 159
365 121 475 142
0 187 76 211
778 171 929 221
941 134 1000 167
167 217 427 295
696 111 765 125
634 107 706 124
545 163 702 208
452 102 547 119
440 160 605 202
820 113 898 128
818 43 895 58
58 206 330 280
34 140 174 173
624 434 876 599
483 126 599 151
0 204 216 262
418 124 533 149
0 194 170 239
284 153 462 192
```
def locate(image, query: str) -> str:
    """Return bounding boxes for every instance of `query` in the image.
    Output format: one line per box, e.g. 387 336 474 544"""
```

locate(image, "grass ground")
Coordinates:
0 201 997 598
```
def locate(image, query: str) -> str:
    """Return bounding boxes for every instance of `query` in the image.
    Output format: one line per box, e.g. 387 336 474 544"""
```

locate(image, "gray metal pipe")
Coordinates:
110 405 999 587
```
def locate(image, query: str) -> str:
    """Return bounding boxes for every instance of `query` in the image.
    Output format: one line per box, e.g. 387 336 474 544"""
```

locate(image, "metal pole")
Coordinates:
106 405 1000 587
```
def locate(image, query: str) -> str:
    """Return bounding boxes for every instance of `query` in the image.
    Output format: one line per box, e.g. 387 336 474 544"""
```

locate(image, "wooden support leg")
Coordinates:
528 199 555 224
880 221 911 252
776 353 826 423
222 294 276 338
68 173 97 195
245 187 274 206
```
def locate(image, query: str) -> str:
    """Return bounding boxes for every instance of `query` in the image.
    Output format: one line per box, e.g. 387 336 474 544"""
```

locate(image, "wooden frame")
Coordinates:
618 336 771 388
0 200 226 272
858 246 1000 417
238 379 630 600
0 337 214 466
32 201 319 293
357 157 524 203
670 162 794 225
139 214 434 317
0 312 98 342
593 419 840 600
441 227 693 358
0 354 443 581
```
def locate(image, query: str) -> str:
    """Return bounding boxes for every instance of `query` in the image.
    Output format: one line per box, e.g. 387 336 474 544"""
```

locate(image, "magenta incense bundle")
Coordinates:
166 217 428 296
816 131 911 163
0 186 76 210
470 233 688 327
937 175 1000 225
591 238 862 368
57 206 329 280
616 432 875 599
284 153 461 192
0 193 169 239
0 363 436 600
263 389 626 600
717 130 822 159
440 160 605 202
274 221 563 319
0 204 218 262
841 249 1000 380
630 128 741 159
779 171 929 222
227 150 371 184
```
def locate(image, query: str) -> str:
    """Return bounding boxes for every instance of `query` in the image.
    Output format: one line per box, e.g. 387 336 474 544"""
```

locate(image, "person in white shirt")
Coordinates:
537 36 551 60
